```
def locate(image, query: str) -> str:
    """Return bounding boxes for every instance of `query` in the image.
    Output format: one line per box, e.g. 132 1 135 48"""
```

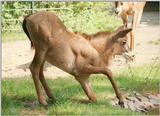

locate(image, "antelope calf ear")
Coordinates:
112 28 132 42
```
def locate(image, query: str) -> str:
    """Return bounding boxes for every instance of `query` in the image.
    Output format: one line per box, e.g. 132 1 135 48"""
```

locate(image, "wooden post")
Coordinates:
31 0 34 14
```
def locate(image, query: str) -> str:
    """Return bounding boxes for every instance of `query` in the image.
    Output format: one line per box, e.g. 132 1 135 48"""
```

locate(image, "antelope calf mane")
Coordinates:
75 31 112 40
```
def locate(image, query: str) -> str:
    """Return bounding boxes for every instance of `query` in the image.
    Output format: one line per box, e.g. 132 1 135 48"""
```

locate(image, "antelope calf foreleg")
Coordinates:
30 50 48 106
83 65 124 107
39 61 56 103
75 76 97 102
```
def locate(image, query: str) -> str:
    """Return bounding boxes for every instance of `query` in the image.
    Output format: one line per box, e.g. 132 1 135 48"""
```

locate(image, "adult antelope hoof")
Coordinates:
118 101 124 108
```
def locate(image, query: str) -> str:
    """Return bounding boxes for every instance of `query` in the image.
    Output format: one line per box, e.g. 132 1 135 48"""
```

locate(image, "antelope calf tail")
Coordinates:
22 15 34 48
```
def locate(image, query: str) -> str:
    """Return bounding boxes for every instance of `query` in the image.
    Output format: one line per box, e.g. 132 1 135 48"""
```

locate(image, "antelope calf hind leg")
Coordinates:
39 61 56 103
75 76 97 102
30 48 48 106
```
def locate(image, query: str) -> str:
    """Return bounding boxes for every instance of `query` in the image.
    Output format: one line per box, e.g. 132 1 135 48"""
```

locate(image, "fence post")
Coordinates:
0 1 2 115
31 0 34 14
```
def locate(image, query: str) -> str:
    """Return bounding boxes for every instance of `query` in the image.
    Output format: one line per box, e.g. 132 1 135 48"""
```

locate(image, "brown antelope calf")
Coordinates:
115 1 146 51
22 11 132 107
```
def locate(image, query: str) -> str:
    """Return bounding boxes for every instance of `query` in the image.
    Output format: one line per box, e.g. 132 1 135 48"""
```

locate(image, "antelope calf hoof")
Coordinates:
39 97 48 106
118 101 124 108
48 98 56 104
39 100 48 106
89 98 97 103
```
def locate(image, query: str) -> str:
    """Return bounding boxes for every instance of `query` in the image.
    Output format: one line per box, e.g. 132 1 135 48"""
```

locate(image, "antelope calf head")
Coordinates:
75 26 132 65
110 26 133 61
109 26 131 55
22 11 132 107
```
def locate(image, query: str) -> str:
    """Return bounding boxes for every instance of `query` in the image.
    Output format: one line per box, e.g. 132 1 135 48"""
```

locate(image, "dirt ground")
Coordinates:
2 12 160 79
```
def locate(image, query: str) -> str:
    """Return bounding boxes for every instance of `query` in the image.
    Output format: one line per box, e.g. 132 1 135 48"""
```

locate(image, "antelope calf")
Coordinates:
22 11 132 107
115 1 146 51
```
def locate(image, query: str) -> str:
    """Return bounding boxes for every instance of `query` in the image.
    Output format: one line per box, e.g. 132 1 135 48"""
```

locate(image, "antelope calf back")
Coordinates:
22 11 132 107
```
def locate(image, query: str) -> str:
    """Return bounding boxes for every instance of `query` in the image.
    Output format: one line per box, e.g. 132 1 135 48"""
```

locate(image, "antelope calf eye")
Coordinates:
121 2 123 5
121 41 126 45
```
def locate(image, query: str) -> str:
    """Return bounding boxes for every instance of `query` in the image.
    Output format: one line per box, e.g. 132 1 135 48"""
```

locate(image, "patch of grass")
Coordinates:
115 62 160 94
2 32 27 42
148 39 160 45
2 63 160 115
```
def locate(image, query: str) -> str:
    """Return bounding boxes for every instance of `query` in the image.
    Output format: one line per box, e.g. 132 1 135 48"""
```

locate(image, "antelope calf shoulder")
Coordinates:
22 11 132 107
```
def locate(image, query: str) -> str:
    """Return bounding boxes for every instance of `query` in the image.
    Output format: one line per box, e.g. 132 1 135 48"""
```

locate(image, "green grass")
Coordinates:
2 63 160 115
115 62 160 94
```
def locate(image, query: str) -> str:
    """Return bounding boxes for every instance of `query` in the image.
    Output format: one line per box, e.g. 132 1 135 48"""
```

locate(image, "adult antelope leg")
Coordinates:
30 49 48 106
75 76 97 102
39 61 56 103
136 10 143 27
121 13 128 27
83 65 124 107
130 10 141 51
130 31 135 51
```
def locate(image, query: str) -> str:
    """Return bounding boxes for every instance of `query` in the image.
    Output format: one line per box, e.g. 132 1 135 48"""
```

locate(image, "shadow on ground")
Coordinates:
17 62 52 71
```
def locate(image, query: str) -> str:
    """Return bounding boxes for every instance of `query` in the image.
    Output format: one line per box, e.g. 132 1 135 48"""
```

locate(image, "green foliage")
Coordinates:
2 1 122 36
2 1 31 32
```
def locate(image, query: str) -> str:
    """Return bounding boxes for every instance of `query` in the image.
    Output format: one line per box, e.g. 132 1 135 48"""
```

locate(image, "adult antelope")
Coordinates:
115 1 146 51
22 11 132 107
